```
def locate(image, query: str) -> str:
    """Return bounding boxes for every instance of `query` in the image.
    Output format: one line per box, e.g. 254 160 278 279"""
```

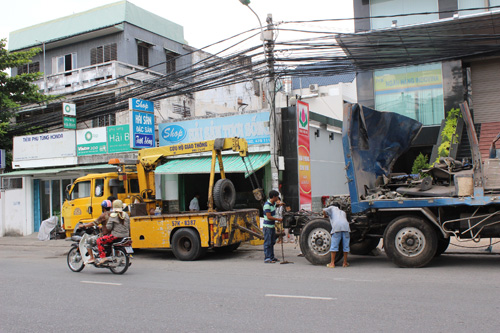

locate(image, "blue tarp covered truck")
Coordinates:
284 102 500 268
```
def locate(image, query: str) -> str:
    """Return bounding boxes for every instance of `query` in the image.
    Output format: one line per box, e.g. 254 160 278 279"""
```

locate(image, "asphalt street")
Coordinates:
1 235 500 332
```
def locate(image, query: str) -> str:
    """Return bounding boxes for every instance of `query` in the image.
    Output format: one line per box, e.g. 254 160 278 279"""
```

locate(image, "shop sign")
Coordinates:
129 98 154 113
129 110 155 149
63 116 76 129
374 67 443 94
76 127 107 156
12 131 77 168
158 112 270 146
108 125 134 153
297 100 312 211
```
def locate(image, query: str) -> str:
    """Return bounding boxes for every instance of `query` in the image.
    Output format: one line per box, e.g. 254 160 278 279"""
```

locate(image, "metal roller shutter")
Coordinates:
471 59 500 124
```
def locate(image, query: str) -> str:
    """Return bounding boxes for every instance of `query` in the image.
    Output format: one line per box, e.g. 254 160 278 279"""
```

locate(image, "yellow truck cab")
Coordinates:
62 171 140 235
61 137 264 261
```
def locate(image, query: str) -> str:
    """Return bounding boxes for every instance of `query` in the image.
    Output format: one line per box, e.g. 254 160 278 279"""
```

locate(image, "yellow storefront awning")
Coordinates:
155 153 270 177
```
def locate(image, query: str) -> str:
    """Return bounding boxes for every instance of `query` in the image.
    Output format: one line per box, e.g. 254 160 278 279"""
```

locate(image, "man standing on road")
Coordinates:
323 203 350 268
263 190 283 263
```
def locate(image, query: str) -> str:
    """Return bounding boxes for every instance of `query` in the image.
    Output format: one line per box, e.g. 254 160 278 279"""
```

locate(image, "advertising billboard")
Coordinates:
158 112 270 146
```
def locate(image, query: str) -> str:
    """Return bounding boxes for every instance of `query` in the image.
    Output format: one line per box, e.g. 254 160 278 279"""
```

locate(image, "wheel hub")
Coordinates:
308 228 331 255
182 239 192 251
395 227 425 257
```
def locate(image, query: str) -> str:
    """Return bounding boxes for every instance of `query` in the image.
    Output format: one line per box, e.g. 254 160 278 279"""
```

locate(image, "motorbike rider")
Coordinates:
82 199 112 264
96 199 130 265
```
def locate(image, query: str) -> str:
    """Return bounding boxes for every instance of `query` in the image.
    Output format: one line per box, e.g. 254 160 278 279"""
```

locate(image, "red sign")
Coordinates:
297 100 312 211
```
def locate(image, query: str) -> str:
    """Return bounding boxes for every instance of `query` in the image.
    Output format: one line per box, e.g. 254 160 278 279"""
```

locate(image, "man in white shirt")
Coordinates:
323 203 350 268
189 193 200 211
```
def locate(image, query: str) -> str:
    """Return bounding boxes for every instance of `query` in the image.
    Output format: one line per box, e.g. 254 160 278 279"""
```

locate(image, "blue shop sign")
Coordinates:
158 112 270 146
130 110 155 149
129 98 154 113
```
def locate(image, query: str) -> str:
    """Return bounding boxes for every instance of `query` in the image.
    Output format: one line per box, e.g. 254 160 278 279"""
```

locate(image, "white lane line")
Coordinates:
265 294 335 301
81 281 122 286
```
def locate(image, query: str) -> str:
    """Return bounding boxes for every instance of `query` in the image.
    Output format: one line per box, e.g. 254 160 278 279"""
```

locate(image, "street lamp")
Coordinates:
239 0 280 192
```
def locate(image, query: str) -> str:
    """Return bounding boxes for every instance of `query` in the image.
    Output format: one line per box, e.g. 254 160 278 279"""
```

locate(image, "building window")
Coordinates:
92 113 116 127
374 63 444 126
52 53 77 74
370 0 439 29
137 42 150 67
90 43 117 65
2 178 23 190
17 61 40 75
165 50 178 74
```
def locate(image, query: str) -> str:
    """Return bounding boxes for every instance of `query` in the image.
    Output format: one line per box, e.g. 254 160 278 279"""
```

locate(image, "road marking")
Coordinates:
80 281 122 286
265 294 335 300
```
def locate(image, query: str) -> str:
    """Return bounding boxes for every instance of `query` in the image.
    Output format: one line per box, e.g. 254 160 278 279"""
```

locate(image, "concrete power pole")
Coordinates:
264 14 281 191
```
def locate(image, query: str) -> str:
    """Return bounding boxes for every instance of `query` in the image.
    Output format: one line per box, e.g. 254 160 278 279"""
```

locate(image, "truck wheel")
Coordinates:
435 236 450 257
213 179 236 211
300 218 342 265
383 216 438 268
350 238 380 255
171 228 206 261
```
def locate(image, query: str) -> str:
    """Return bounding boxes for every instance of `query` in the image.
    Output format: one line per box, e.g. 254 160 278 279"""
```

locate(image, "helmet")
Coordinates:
101 200 112 208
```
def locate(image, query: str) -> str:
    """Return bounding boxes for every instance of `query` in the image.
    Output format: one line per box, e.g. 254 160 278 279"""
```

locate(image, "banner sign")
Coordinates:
108 125 134 153
297 101 312 211
76 128 107 156
158 112 270 146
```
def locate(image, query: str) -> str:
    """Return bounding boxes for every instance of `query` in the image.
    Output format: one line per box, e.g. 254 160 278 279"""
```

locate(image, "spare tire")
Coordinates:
213 178 236 211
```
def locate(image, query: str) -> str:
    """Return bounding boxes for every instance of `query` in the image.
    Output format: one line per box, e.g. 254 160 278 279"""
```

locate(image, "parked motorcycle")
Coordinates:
66 223 133 274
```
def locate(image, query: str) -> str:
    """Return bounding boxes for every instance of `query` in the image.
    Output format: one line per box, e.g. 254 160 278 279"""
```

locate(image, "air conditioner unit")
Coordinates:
309 84 319 92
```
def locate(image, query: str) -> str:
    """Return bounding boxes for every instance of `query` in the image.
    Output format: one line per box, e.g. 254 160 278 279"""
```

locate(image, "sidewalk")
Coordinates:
0 233 69 248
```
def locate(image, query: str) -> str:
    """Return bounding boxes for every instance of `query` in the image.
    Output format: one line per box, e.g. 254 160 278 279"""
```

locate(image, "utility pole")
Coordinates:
264 14 280 191
239 1 280 191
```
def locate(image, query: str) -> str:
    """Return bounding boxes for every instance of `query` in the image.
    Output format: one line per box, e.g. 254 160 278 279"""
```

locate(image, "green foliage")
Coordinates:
435 108 461 164
412 153 430 177
0 38 53 171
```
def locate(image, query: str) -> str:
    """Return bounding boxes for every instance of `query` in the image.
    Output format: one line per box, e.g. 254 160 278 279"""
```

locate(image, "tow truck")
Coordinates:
61 137 264 260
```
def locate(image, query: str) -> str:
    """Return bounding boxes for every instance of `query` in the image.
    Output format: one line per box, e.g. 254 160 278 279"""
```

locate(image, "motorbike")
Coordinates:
66 223 133 275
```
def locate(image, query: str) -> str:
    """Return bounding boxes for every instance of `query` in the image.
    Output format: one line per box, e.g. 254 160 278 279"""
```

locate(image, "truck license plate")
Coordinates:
124 246 134 254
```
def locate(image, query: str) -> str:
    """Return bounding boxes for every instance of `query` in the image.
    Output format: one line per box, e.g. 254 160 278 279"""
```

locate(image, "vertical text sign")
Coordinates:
297 100 312 211
129 98 155 149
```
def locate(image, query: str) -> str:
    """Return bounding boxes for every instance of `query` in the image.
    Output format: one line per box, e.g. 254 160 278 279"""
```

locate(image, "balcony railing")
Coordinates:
36 61 164 95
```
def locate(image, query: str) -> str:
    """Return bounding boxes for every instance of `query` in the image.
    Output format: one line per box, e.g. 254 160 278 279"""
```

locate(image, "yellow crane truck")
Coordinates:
61 137 264 260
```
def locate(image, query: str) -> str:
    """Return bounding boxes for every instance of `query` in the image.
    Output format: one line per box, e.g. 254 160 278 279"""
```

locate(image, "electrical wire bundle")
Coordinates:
7 5 500 136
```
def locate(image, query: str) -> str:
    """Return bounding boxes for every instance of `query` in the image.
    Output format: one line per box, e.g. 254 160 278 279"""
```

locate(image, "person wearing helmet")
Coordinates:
96 199 130 264
82 199 113 264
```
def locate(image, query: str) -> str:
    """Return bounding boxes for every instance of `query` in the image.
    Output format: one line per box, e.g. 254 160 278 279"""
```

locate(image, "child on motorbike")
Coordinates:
96 200 130 265
83 200 112 264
